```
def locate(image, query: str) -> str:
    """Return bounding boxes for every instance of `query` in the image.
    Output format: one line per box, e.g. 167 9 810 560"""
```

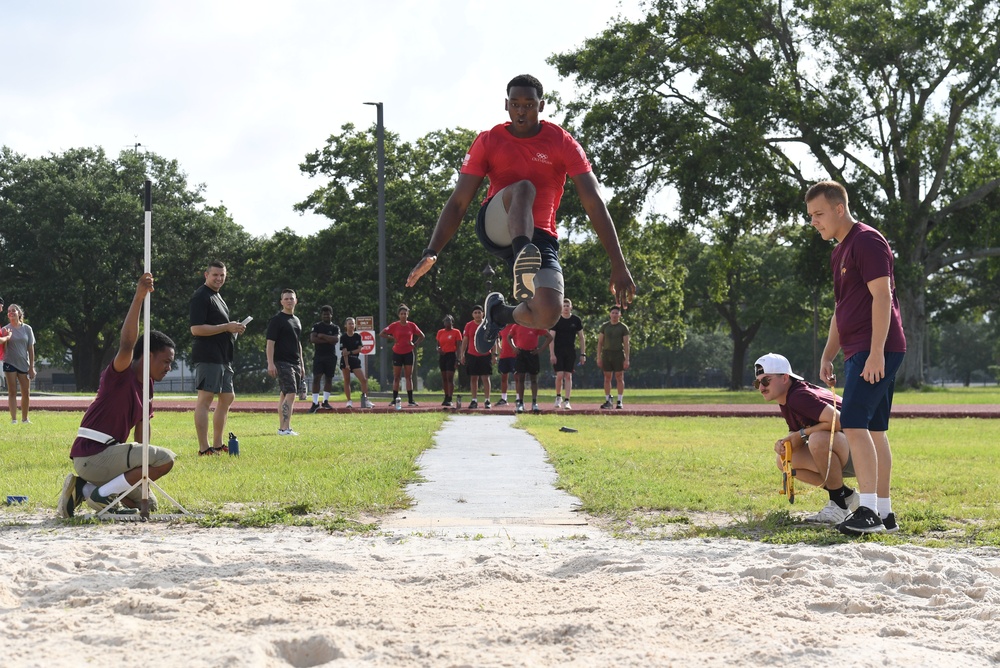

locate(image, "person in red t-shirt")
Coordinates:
435 315 463 407
379 304 425 407
753 353 858 525
807 180 906 536
459 306 494 409
506 323 552 414
406 74 635 357
496 323 517 406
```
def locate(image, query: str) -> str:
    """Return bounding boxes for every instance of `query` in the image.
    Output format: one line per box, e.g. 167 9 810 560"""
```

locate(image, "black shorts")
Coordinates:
476 198 563 273
466 354 493 377
498 357 516 374
3 362 27 374
439 352 457 372
515 350 540 376
552 348 577 373
392 351 415 367
340 355 362 371
313 355 338 378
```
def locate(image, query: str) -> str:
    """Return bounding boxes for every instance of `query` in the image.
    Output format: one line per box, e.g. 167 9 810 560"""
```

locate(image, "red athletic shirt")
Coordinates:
436 328 462 354
499 324 516 359
460 121 592 238
830 222 906 360
462 320 490 357
70 363 153 458
382 321 423 355
509 324 549 351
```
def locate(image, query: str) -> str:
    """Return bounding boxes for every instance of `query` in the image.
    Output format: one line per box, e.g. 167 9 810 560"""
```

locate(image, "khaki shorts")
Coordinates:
73 442 176 508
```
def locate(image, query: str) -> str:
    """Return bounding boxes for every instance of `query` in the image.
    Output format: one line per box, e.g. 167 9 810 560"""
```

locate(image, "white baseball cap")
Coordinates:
754 353 803 380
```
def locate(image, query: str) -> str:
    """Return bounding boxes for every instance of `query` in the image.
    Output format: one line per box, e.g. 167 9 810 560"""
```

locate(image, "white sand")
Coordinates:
1 517 999 667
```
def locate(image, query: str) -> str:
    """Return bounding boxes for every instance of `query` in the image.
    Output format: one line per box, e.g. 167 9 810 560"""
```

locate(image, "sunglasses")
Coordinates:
753 376 774 390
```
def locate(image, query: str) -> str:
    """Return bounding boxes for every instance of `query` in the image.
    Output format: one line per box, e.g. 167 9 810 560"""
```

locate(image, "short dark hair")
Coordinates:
321 305 333 313
132 330 176 358
398 303 410 313
507 74 543 98
207 260 226 271
610 306 622 314
280 288 296 297
805 181 849 207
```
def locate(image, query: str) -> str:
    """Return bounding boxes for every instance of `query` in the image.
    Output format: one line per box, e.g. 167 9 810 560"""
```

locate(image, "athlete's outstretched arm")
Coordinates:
572 171 636 307
406 173 485 287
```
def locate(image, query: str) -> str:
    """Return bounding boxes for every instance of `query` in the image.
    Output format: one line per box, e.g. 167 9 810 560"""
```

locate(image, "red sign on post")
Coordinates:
359 330 376 355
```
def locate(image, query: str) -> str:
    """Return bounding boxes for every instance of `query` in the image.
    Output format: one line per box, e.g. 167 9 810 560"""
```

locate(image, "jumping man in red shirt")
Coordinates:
406 74 635 355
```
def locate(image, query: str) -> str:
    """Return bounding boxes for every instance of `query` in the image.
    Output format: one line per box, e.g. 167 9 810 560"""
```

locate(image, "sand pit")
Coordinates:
3 416 999 666
1 521 999 667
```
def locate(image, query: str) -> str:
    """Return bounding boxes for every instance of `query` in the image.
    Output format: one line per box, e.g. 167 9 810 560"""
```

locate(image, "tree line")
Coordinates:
2 0 998 391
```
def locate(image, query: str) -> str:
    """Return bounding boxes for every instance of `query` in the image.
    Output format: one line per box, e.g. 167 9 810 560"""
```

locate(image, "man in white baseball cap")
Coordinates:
753 353 862 525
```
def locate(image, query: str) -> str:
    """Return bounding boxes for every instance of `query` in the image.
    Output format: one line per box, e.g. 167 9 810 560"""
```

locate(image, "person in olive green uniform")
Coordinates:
597 306 630 409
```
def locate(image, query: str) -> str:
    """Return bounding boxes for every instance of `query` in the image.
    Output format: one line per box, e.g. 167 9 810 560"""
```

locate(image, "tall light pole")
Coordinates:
364 101 388 388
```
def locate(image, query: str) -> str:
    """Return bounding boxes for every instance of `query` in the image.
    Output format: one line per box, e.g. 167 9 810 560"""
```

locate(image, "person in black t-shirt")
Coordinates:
189 261 246 455
266 289 305 435
308 306 340 412
339 317 372 408
548 298 585 410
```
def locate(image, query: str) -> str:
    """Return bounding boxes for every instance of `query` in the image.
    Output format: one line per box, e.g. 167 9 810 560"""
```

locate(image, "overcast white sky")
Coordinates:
0 0 644 238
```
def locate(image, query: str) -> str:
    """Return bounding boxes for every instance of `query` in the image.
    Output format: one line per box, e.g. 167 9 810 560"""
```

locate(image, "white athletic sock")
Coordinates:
323 392 330 402
82 483 96 497
617 394 623 402
877 497 893 518
98 474 130 497
501 393 508 401
859 493 878 513
312 393 319 404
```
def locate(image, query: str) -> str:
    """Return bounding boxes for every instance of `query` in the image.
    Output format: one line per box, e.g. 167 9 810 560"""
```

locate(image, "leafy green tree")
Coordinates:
551 0 1000 387
0 146 252 390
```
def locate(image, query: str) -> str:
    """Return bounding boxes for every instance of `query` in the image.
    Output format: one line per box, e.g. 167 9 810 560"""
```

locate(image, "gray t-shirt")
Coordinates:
4 324 35 372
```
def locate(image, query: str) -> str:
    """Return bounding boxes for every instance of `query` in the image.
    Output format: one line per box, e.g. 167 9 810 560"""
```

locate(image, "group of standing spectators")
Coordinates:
431 298 630 412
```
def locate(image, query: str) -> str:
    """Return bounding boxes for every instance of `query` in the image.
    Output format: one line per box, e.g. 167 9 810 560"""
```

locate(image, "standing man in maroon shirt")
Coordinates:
808 181 906 535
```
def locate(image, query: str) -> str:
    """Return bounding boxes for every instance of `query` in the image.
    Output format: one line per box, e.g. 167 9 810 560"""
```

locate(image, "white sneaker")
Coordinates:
807 500 851 524
361 398 374 409
346 400 353 408
277 428 299 436
563 401 572 410
843 490 860 512
554 397 562 409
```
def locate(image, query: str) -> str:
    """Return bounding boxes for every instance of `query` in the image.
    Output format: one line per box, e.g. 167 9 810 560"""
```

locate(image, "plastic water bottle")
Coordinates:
456 395 462 409
228 432 240 456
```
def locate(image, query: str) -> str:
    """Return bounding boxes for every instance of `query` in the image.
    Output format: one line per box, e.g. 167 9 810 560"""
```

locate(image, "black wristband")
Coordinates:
422 248 438 258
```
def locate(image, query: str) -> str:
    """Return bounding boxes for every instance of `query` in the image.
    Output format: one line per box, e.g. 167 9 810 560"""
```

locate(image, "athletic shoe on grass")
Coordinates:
837 506 885 535
277 429 299 436
882 513 900 533
806 501 851 524
57 473 87 519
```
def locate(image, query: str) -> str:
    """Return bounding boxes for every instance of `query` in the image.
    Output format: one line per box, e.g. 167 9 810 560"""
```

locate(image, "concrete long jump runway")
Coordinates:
381 415 596 538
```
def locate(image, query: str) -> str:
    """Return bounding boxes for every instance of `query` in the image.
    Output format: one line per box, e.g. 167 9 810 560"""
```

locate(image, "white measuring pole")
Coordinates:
140 179 152 519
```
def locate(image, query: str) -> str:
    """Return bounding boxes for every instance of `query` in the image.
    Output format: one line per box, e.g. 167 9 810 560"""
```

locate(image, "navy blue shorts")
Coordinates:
840 350 905 431
498 357 516 375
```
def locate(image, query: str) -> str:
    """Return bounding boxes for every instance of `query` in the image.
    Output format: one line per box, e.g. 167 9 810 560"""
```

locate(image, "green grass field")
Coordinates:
3 402 998 546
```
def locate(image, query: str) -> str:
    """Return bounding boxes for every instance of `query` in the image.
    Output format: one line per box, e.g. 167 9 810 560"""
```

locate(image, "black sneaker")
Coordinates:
515 400 525 414
882 513 900 533
308 402 321 414
475 292 505 354
321 401 334 410
512 243 541 302
469 399 478 409
495 398 508 407
600 400 613 410
837 506 885 535
484 399 492 409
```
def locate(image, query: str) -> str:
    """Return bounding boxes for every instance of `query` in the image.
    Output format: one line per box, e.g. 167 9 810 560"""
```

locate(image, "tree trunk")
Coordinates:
727 320 761 391
896 283 926 388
